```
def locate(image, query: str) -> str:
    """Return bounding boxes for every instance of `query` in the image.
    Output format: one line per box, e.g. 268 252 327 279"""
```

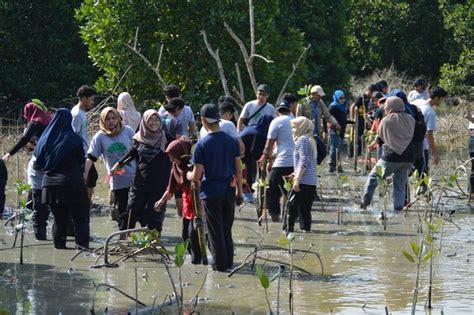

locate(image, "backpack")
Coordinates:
405 104 427 143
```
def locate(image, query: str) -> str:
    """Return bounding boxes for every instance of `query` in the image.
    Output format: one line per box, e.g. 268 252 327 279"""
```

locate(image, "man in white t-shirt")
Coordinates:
261 100 295 222
71 85 96 205
159 84 196 137
413 86 448 193
408 78 429 103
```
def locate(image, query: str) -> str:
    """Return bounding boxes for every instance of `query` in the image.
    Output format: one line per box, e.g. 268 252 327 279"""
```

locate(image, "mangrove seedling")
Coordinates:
375 165 388 230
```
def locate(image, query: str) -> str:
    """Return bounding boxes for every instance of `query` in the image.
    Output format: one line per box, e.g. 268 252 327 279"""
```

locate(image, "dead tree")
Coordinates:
201 30 230 97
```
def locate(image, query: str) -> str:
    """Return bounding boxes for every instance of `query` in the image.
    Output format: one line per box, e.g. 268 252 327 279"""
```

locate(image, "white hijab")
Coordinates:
117 92 141 131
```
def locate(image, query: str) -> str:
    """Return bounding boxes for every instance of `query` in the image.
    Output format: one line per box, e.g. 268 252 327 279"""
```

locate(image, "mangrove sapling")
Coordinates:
277 232 296 314
335 173 349 225
255 265 273 314
90 281 147 314
374 165 388 230
14 181 31 265
402 219 440 315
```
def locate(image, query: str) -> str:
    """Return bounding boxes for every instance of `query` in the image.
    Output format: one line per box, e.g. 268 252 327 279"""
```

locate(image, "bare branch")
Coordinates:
235 62 245 102
250 54 274 64
201 30 230 96
224 22 257 93
249 0 255 55
232 86 245 108
255 38 262 45
125 41 167 90
276 44 311 104
133 27 139 50
155 44 164 74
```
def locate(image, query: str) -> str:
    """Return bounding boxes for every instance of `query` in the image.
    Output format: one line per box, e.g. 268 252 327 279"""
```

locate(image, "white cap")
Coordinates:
469 121 474 129
310 85 325 96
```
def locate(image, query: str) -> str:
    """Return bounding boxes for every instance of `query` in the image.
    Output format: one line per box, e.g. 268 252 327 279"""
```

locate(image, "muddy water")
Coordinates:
0 166 473 314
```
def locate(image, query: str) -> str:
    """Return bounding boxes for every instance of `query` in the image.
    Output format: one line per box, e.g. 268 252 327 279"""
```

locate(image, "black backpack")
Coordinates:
405 104 427 143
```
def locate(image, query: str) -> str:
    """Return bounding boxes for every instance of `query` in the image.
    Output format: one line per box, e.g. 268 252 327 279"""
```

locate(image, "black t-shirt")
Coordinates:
329 105 348 138
118 140 170 192
354 95 370 133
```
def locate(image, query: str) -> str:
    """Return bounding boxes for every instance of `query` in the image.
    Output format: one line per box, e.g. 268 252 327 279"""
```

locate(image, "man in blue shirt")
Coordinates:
187 104 243 272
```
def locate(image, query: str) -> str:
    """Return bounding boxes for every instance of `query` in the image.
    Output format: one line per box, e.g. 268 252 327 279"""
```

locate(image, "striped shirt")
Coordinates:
294 136 317 186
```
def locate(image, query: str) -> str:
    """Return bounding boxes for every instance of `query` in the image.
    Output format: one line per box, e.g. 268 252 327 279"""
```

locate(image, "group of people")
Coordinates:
0 77 464 273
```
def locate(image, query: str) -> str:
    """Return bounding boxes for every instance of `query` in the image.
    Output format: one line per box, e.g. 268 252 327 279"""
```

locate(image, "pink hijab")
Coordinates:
117 92 141 131
133 109 167 151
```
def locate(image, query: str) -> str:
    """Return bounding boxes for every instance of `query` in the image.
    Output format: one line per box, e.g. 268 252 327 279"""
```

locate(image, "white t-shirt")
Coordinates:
240 100 276 126
71 104 89 153
413 99 436 150
158 105 195 136
267 115 294 168
200 120 238 140
407 89 429 103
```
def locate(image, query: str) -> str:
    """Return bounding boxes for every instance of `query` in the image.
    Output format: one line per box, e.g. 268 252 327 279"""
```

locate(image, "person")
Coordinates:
84 107 136 228
187 104 243 272
349 85 375 157
261 100 295 222
361 97 415 215
375 80 389 95
285 117 317 232
407 78 429 103
412 86 448 193
3 101 51 239
0 160 7 219
217 95 239 125
296 85 340 141
117 92 141 131
72 85 97 205
468 114 474 196
328 90 348 173
159 84 196 137
160 97 185 140
110 110 170 234
34 109 90 249
282 92 298 118
238 84 276 202
369 96 388 160
155 138 205 264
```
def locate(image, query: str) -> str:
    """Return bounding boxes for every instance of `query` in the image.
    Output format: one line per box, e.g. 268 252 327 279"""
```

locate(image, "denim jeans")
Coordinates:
328 132 343 166
362 159 413 210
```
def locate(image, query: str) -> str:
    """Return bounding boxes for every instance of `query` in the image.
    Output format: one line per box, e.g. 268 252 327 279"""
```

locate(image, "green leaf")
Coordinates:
448 175 457 182
412 169 419 179
256 266 269 289
410 241 420 256
375 165 385 178
423 176 430 186
175 255 184 267
277 237 289 247
422 251 433 262
425 234 433 245
339 175 348 183
175 243 186 257
402 250 415 263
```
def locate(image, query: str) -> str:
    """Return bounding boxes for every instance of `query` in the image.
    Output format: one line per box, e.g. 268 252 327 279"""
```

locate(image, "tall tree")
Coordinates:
0 1 97 115
76 0 307 108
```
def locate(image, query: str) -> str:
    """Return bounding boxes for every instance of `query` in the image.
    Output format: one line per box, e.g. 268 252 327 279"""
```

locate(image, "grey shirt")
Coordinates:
267 115 295 167
240 100 276 125
71 104 89 154
88 126 136 190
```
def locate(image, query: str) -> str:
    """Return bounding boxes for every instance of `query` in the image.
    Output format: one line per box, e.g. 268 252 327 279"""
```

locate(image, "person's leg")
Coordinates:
112 188 129 226
337 135 344 172
175 192 183 217
70 200 90 249
298 185 316 231
362 159 386 207
184 218 202 264
470 152 474 193
328 132 339 171
202 194 228 271
120 189 145 230
266 167 293 218
50 204 68 249
86 164 99 206
392 163 412 210
31 189 50 240
144 191 165 233
222 189 236 269
0 160 7 217
287 191 299 232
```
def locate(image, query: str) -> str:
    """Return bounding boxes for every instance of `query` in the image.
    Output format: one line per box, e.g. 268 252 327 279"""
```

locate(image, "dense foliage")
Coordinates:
0 1 471 116
0 0 97 116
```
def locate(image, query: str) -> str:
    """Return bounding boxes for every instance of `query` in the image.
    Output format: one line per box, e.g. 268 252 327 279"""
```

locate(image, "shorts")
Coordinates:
86 164 98 188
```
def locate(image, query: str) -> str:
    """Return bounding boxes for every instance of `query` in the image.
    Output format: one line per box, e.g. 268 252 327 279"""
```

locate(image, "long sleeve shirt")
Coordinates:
294 136 317 186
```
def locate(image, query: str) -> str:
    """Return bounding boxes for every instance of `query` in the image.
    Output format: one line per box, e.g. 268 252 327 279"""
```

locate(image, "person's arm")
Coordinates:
4 122 40 160
155 190 173 211
188 121 196 135
238 137 245 157
349 103 356 121
83 158 94 182
237 103 249 132
187 163 204 182
110 146 138 173
235 156 243 198
427 130 439 165
262 138 276 158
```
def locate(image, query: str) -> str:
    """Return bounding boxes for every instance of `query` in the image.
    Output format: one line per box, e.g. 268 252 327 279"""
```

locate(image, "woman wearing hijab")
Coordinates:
111 109 170 233
84 107 136 228
155 138 205 264
285 117 318 233
361 96 415 216
34 109 89 249
328 90 348 173
3 101 52 240
117 92 141 131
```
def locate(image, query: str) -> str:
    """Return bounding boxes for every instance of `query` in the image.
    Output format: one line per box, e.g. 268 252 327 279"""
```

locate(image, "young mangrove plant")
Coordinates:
375 165 389 230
